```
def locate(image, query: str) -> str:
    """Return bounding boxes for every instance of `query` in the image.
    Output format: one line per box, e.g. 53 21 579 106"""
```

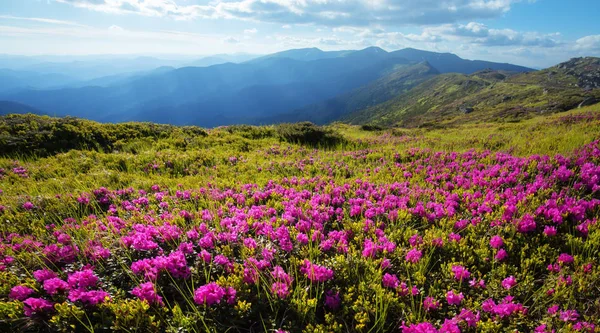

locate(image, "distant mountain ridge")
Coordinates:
389 48 532 74
0 101 44 116
344 57 600 127
0 47 538 126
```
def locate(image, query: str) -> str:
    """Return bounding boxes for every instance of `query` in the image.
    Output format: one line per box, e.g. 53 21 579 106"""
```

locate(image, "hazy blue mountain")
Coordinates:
248 47 354 63
265 61 440 124
136 55 417 126
0 47 536 126
0 69 80 93
186 54 259 67
1 48 414 125
0 55 191 81
390 48 532 74
0 101 44 116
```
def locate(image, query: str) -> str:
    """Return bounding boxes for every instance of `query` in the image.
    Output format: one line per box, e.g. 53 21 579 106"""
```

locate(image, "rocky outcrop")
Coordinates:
578 97 598 108
459 106 474 114
557 57 600 89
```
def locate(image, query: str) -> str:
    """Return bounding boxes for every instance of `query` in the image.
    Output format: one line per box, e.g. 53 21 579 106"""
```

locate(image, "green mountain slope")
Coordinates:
344 57 600 127
259 61 439 124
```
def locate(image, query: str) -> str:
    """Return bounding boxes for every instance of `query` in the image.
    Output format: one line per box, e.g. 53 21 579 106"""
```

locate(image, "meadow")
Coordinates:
0 105 599 332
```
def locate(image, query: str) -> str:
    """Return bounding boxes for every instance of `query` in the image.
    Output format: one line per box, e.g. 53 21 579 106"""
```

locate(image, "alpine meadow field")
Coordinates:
0 105 599 332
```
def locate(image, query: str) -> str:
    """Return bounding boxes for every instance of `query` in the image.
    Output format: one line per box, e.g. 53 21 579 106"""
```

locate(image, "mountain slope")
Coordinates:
344 57 600 127
247 47 352 63
390 48 532 74
2 48 413 125
264 62 439 124
0 101 45 116
134 55 417 126
187 54 258 67
0 47 535 126
0 69 79 93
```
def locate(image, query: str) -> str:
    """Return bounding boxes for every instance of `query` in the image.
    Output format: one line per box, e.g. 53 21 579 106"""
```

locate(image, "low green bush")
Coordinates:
275 122 347 148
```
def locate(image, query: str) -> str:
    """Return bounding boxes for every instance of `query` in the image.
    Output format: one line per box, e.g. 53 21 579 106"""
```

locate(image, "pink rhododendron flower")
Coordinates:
544 226 557 236
23 297 54 317
501 276 517 290
68 289 110 306
382 273 399 289
405 248 422 263
325 290 341 310
9 285 34 301
68 269 99 289
451 265 471 281
489 235 504 249
446 290 464 305
423 296 440 312
495 248 508 261
557 253 574 265
400 322 437 333
300 260 334 282
271 282 290 298
194 282 225 306
43 278 69 295
33 269 57 283
131 282 163 305
559 309 579 322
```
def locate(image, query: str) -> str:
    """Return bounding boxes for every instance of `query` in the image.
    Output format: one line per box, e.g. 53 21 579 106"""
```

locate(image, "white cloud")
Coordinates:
244 28 258 35
424 22 561 47
108 24 125 32
575 35 600 52
223 36 240 44
55 0 523 26
0 14 88 27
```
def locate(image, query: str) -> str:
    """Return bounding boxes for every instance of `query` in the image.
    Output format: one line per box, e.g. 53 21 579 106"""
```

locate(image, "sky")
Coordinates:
1 0 599 68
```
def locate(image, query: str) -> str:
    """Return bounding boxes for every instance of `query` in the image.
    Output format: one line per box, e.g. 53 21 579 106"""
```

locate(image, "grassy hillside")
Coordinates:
0 106 599 332
344 57 600 127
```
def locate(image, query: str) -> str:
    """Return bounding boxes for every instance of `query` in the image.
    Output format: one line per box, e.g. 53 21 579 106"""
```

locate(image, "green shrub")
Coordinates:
360 124 385 131
224 124 275 139
275 122 347 148
0 114 207 157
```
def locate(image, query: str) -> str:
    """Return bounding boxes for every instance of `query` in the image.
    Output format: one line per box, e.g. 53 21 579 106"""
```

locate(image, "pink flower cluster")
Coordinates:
300 260 334 282
193 282 236 306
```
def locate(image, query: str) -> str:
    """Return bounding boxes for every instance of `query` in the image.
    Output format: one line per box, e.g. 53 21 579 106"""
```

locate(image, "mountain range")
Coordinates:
0 47 598 127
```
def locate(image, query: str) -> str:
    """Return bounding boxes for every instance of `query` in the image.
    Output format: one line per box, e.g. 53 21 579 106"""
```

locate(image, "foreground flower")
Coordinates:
325 290 341 310
131 282 163 305
300 260 334 282
194 282 225 306
68 269 99 289
502 276 517 290
559 309 580 322
68 289 110 306
382 273 400 289
271 282 290 299
400 322 438 333
33 269 57 283
9 285 34 301
446 290 464 305
451 265 471 281
405 248 423 263
23 298 54 317
423 296 440 312
490 235 504 249
557 253 574 266
43 278 69 295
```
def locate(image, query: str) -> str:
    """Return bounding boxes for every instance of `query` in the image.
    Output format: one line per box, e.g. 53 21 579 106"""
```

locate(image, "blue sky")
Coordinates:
1 0 599 67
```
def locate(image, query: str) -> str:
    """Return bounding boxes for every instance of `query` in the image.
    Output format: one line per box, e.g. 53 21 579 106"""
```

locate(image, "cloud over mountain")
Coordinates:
56 0 520 26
